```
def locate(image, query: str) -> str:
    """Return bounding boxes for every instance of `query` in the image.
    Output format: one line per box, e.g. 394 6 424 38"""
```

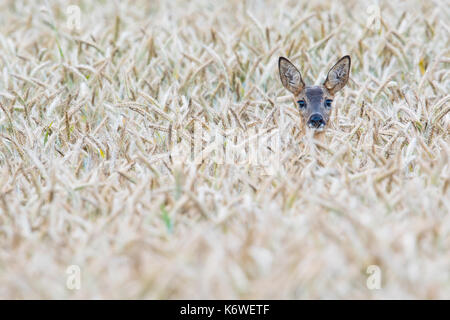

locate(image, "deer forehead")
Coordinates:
305 86 324 102
298 86 332 102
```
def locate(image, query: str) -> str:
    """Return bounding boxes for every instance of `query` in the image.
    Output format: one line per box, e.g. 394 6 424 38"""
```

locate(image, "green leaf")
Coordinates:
44 121 54 145
160 204 173 234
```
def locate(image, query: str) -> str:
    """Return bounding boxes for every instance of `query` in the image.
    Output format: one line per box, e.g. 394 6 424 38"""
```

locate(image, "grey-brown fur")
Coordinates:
279 56 351 131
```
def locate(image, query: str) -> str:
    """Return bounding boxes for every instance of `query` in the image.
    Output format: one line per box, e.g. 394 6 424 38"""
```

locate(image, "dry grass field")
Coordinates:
0 0 449 299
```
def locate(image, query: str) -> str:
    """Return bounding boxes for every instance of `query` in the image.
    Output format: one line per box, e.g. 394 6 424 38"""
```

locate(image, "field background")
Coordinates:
0 0 449 299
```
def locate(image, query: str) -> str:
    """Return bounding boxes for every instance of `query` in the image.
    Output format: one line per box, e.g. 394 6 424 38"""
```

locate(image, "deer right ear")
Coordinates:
279 57 305 95
323 55 351 94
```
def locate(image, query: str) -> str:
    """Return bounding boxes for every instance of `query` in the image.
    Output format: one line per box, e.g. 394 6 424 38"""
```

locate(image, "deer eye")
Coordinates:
325 99 333 108
297 100 306 109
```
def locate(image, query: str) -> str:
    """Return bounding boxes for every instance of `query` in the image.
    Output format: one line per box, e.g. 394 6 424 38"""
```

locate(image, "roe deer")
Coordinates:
278 55 351 132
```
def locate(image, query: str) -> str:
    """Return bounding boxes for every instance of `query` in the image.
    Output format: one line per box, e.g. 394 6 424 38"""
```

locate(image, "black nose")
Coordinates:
308 114 325 128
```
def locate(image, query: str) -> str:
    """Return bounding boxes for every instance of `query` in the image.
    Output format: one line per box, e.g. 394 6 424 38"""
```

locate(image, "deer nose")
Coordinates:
308 114 325 128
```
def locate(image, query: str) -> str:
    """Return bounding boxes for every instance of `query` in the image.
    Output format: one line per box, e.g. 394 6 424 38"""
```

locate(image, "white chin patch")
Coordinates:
307 123 325 132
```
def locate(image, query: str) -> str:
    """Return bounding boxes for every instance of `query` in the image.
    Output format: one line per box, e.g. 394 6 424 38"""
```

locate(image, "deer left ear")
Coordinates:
279 57 305 95
323 55 351 94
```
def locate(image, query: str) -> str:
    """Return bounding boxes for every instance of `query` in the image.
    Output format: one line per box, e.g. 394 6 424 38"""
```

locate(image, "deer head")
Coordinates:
279 55 351 132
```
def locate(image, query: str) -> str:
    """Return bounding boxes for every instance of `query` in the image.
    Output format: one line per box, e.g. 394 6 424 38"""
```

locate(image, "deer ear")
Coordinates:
279 57 305 95
323 55 351 94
